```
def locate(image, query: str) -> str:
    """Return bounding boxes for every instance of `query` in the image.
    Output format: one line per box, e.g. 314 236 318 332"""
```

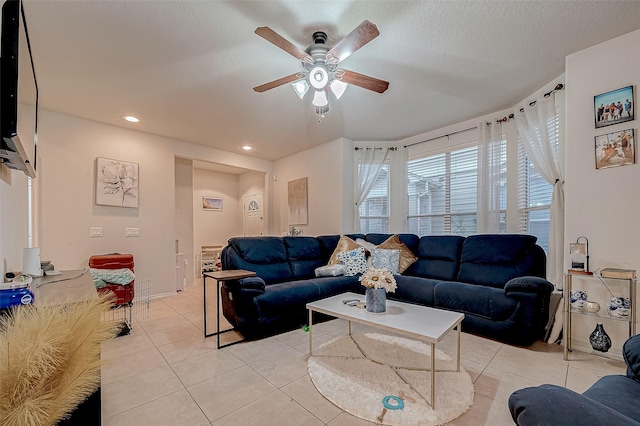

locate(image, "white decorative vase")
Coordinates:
365 288 386 313
608 297 631 318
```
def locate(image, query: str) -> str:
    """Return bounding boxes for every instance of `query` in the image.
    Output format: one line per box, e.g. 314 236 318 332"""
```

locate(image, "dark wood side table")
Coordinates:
203 269 256 349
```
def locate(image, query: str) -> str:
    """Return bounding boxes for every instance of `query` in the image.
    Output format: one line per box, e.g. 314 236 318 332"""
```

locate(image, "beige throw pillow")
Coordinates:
328 235 361 265
378 234 417 273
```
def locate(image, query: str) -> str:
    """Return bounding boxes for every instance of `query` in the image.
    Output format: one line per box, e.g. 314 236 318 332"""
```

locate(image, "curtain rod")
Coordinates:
354 146 397 151
403 126 476 148
404 83 565 148
519 83 564 113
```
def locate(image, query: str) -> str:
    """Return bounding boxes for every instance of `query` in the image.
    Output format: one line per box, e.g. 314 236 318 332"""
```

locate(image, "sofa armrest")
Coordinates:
222 276 266 293
237 277 266 292
509 384 640 426
624 334 640 381
504 276 554 295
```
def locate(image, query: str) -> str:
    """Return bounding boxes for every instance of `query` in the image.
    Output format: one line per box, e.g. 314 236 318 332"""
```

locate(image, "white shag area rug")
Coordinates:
308 333 474 426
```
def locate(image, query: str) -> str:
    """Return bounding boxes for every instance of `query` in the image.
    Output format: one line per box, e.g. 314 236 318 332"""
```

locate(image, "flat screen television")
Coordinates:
0 0 38 178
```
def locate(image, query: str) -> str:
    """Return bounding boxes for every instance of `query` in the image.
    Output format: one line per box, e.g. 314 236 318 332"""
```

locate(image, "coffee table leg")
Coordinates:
457 324 461 372
431 343 436 409
308 309 313 356
348 320 352 336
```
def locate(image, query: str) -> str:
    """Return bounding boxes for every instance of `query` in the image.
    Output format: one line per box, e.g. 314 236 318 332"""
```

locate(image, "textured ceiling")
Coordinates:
24 1 640 161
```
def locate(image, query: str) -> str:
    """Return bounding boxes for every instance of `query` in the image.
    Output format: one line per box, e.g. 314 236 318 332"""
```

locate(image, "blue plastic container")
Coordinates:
0 280 34 309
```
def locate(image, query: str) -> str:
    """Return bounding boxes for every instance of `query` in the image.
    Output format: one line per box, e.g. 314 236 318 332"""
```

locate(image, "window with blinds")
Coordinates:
407 141 507 236
359 162 390 233
517 115 560 252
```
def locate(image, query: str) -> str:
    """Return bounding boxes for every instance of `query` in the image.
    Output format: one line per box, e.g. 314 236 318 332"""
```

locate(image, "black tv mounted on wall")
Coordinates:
0 0 38 178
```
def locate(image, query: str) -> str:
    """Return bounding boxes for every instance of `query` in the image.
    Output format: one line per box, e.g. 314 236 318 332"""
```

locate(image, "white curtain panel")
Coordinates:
515 94 564 287
354 147 389 233
477 121 503 234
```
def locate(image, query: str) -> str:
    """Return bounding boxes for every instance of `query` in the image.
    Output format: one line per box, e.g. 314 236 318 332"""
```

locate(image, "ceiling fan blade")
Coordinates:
255 27 313 63
253 73 300 93
341 70 389 94
326 20 380 63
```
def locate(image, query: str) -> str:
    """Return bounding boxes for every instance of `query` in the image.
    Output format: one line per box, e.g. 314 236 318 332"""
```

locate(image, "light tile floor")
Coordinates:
101 281 626 425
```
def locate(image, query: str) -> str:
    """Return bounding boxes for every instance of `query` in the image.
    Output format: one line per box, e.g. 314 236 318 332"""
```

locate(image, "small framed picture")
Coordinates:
594 85 634 128
595 128 635 170
202 196 223 211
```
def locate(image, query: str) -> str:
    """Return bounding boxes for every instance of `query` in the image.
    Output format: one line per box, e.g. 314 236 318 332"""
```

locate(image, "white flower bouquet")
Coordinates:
359 268 397 293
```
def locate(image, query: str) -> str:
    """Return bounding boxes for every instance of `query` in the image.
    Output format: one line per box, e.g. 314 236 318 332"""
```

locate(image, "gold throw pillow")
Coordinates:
378 234 417 273
328 235 361 265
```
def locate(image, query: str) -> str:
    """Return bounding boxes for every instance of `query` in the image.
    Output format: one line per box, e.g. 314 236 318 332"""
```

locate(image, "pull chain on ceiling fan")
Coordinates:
253 20 389 118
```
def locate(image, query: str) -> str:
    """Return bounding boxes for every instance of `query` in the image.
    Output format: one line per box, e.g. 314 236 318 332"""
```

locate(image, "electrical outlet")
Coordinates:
90 227 103 237
125 227 140 237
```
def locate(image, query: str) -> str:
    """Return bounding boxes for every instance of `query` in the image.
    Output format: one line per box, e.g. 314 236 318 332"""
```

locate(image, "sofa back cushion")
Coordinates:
224 237 292 285
283 236 325 279
365 233 420 253
457 234 545 288
404 236 464 280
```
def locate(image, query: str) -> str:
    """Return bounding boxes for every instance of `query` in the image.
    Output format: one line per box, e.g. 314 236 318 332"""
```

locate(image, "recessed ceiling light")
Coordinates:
124 115 140 123
242 145 253 151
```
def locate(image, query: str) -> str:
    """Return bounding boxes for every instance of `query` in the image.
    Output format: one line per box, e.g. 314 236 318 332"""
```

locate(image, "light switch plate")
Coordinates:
125 227 140 237
90 227 103 237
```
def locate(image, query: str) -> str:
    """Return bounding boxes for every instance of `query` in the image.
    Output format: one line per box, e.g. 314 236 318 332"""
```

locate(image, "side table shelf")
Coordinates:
564 272 636 360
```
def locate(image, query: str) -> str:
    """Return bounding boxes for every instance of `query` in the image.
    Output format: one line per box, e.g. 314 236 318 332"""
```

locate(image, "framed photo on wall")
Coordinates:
595 128 635 170
594 85 634 128
202 196 223 211
95 157 139 208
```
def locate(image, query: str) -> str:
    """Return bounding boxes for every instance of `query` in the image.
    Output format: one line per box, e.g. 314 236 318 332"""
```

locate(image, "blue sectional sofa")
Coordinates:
509 334 640 425
220 233 554 345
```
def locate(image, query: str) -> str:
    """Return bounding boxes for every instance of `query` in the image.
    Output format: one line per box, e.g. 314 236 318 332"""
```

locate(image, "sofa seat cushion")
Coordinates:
256 281 321 317
434 281 518 320
313 276 361 298
583 375 640 421
392 275 438 306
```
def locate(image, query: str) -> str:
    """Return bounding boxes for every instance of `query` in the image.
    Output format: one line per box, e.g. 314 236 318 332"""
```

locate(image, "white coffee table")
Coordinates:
306 292 464 409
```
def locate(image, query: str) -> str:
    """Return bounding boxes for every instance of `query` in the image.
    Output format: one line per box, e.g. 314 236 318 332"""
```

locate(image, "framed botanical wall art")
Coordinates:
95 157 139 208
202 196 223 211
595 128 635 170
594 85 634 128
288 177 308 225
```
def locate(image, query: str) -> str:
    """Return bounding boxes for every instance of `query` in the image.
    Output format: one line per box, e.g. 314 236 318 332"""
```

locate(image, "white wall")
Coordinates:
175 157 194 285
192 167 241 268
565 29 640 350
0 166 29 276
565 29 640 272
273 138 353 236
35 109 273 296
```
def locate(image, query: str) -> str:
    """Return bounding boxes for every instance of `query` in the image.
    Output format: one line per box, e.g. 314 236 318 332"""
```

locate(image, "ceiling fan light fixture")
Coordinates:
312 89 328 107
309 66 328 89
315 104 329 116
291 79 309 99
329 80 348 100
